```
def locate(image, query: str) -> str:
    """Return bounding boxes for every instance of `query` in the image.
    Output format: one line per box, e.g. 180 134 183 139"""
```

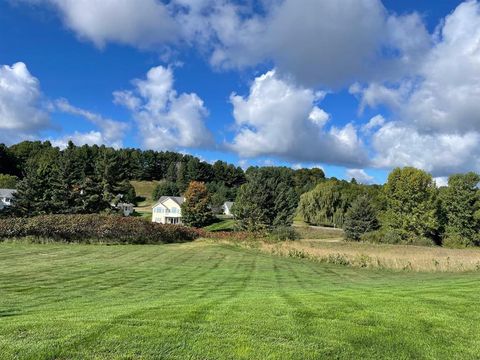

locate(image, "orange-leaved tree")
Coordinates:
181 181 213 227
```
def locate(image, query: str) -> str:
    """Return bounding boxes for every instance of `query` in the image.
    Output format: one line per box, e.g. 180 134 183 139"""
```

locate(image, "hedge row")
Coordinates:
0 214 199 244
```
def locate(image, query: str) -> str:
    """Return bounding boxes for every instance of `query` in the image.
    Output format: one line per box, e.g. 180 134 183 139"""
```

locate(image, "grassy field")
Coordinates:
203 218 236 232
131 180 158 219
1 242 480 359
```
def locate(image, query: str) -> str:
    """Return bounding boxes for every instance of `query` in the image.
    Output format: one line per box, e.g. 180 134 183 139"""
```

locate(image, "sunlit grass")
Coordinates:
0 242 479 359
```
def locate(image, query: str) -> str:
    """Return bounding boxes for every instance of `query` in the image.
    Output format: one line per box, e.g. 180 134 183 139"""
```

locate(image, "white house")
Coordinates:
222 201 234 216
152 196 185 224
0 189 16 211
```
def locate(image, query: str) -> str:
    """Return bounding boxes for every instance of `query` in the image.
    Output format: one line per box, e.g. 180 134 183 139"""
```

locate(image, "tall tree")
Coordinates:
440 172 480 247
384 167 440 243
181 181 213 227
298 179 364 227
343 195 379 241
233 167 298 231
152 180 181 201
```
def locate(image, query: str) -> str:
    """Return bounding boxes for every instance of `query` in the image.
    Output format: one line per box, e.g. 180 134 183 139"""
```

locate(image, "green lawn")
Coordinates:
203 218 236 232
0 242 479 359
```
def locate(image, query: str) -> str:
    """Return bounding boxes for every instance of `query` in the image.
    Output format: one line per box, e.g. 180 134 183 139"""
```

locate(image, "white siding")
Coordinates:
152 198 183 224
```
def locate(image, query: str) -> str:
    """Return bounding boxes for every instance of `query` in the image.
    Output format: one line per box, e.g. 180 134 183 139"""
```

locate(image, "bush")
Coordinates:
360 230 385 244
360 229 434 246
269 226 300 241
409 236 435 247
0 214 199 244
443 233 471 248
360 229 402 244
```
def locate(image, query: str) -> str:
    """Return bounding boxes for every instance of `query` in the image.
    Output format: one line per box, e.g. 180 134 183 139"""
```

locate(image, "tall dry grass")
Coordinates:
260 240 480 272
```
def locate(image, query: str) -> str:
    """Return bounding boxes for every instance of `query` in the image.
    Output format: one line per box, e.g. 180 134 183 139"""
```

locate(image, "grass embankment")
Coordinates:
130 180 158 219
203 218 236 232
1 242 480 359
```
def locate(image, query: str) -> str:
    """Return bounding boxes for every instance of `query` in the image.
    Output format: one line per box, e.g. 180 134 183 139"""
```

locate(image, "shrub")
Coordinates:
0 214 199 244
409 236 435 247
360 230 384 244
360 229 402 244
269 226 300 241
443 233 471 248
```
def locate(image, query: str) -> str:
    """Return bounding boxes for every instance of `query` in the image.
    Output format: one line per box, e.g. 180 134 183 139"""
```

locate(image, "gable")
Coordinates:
162 198 181 210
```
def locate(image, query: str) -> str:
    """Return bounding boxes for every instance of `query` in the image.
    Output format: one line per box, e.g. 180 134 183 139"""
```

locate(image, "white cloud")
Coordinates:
54 99 129 148
205 0 430 88
18 0 431 88
114 65 213 150
345 169 374 184
0 62 51 143
228 70 367 166
22 0 178 48
362 115 385 134
354 1 480 176
371 123 480 176
292 163 324 171
50 131 108 149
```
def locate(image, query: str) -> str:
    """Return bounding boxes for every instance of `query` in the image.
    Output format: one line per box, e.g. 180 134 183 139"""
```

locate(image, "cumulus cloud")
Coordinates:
205 0 430 88
0 61 127 147
228 70 367 166
114 65 213 151
0 62 51 144
371 123 480 175
345 169 374 184
54 99 129 148
21 0 178 48
353 1 480 176
17 0 431 88
362 115 385 134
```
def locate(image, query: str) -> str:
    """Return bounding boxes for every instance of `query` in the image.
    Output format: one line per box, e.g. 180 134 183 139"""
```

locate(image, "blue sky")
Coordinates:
0 0 476 185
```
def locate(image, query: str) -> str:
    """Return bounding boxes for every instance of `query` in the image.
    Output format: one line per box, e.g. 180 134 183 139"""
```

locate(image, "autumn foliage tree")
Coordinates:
181 181 213 227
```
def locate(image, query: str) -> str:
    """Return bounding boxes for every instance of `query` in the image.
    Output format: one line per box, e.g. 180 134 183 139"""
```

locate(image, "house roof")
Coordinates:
0 189 16 198
152 196 185 208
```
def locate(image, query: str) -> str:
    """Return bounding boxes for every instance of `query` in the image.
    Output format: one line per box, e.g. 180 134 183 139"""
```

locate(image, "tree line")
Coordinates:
0 141 325 218
296 167 480 248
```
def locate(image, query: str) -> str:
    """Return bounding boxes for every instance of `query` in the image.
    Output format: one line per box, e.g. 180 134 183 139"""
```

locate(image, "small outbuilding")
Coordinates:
222 201 234 217
0 189 16 211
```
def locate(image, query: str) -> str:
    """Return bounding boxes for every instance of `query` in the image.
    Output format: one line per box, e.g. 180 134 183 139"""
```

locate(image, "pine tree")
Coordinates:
233 167 298 231
343 195 379 241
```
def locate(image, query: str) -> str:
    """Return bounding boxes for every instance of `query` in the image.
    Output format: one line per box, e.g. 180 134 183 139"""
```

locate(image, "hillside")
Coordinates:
131 180 159 218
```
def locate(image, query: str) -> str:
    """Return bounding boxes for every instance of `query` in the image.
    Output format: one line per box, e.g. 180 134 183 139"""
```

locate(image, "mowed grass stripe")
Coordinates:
0 242 479 359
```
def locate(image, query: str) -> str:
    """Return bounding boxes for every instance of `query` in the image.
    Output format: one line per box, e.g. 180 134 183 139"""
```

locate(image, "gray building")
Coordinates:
0 189 16 210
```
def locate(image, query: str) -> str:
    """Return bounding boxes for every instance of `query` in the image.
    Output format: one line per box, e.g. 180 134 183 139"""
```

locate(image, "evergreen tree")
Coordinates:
152 180 180 200
181 181 213 227
233 167 298 231
343 195 379 241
